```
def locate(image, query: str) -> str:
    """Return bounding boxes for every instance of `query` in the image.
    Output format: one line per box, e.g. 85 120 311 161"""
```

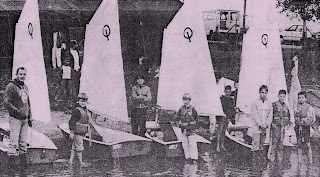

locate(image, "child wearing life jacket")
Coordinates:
68 93 90 166
175 93 199 163
294 91 316 164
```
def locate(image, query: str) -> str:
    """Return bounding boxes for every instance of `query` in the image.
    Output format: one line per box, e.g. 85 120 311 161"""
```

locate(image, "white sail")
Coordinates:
157 0 224 116
80 0 129 122
12 0 51 123
237 0 287 114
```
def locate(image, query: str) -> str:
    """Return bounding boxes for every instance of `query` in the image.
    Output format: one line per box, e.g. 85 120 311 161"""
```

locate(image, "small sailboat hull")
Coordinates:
225 126 253 158
145 126 211 158
58 123 152 159
0 123 57 164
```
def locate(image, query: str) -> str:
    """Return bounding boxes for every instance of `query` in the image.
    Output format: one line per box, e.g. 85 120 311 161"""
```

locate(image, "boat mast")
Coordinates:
242 0 247 33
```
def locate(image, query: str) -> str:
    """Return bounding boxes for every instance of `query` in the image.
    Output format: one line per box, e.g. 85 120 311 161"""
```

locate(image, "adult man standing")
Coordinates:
4 67 32 163
251 85 273 151
131 76 152 136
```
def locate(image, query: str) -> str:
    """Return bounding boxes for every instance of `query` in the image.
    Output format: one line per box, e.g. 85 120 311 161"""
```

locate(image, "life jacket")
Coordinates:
178 105 198 132
295 103 313 126
74 107 89 134
272 101 290 126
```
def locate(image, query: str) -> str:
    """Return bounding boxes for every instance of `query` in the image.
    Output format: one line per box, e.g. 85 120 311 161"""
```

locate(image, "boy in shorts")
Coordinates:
68 93 90 166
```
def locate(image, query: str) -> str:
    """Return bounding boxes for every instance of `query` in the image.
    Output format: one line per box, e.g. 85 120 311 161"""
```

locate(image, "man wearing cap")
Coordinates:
175 93 199 163
68 93 90 166
131 76 152 136
4 67 33 165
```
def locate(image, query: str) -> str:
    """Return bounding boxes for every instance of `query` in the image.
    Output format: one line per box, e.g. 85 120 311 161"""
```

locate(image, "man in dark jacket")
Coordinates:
4 67 33 159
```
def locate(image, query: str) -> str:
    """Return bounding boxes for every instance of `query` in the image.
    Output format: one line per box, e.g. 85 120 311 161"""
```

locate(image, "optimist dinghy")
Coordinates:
58 0 151 159
226 0 296 156
145 0 224 157
0 0 57 164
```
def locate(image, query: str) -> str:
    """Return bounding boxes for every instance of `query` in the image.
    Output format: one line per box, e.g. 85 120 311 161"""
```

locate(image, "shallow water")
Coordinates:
1 146 319 177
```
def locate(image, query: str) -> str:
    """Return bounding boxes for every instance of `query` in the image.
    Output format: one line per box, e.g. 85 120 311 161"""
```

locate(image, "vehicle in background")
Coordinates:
313 31 320 40
280 25 314 44
202 10 241 38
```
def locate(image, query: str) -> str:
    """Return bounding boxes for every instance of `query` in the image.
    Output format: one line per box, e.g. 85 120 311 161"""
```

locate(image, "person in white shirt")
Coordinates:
57 59 72 107
251 85 273 151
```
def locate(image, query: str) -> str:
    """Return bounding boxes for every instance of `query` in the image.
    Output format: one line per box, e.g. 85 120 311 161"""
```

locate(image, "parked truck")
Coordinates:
202 9 241 38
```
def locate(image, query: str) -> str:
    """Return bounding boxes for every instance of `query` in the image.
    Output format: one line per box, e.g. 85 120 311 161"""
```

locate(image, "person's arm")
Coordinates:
293 107 300 125
4 84 19 114
27 95 33 127
251 101 262 126
301 106 316 126
285 106 293 126
144 87 152 102
131 86 143 99
230 98 236 118
265 103 273 127
69 109 81 133
190 108 198 125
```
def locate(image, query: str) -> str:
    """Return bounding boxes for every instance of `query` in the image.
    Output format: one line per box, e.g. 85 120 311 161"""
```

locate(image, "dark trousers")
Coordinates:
294 125 311 147
216 116 229 149
131 108 147 136
61 79 72 101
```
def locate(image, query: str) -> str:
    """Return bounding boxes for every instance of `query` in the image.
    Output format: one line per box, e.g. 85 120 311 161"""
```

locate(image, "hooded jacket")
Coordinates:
4 78 31 120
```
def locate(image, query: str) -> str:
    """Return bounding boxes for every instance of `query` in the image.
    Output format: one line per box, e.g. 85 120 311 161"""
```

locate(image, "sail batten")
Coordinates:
12 0 51 123
80 0 129 122
157 0 224 116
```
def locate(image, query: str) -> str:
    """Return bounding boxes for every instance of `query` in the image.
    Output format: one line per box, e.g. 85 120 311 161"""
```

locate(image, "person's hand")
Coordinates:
180 122 188 127
16 110 28 119
261 124 268 129
28 118 33 127
189 121 196 125
69 132 74 140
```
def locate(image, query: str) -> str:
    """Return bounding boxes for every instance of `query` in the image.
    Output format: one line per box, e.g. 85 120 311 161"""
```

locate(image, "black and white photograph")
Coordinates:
0 0 320 176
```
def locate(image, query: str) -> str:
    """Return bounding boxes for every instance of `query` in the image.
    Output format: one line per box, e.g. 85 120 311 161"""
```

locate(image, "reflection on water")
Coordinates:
1 145 319 176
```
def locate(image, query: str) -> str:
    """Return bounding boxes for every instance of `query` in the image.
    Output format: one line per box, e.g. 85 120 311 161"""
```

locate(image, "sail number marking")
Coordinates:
103 25 111 41
28 23 33 39
261 34 268 46
184 27 193 42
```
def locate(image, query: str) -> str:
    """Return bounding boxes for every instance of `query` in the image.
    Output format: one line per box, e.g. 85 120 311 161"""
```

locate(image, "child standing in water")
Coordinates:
294 91 316 165
69 93 90 166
